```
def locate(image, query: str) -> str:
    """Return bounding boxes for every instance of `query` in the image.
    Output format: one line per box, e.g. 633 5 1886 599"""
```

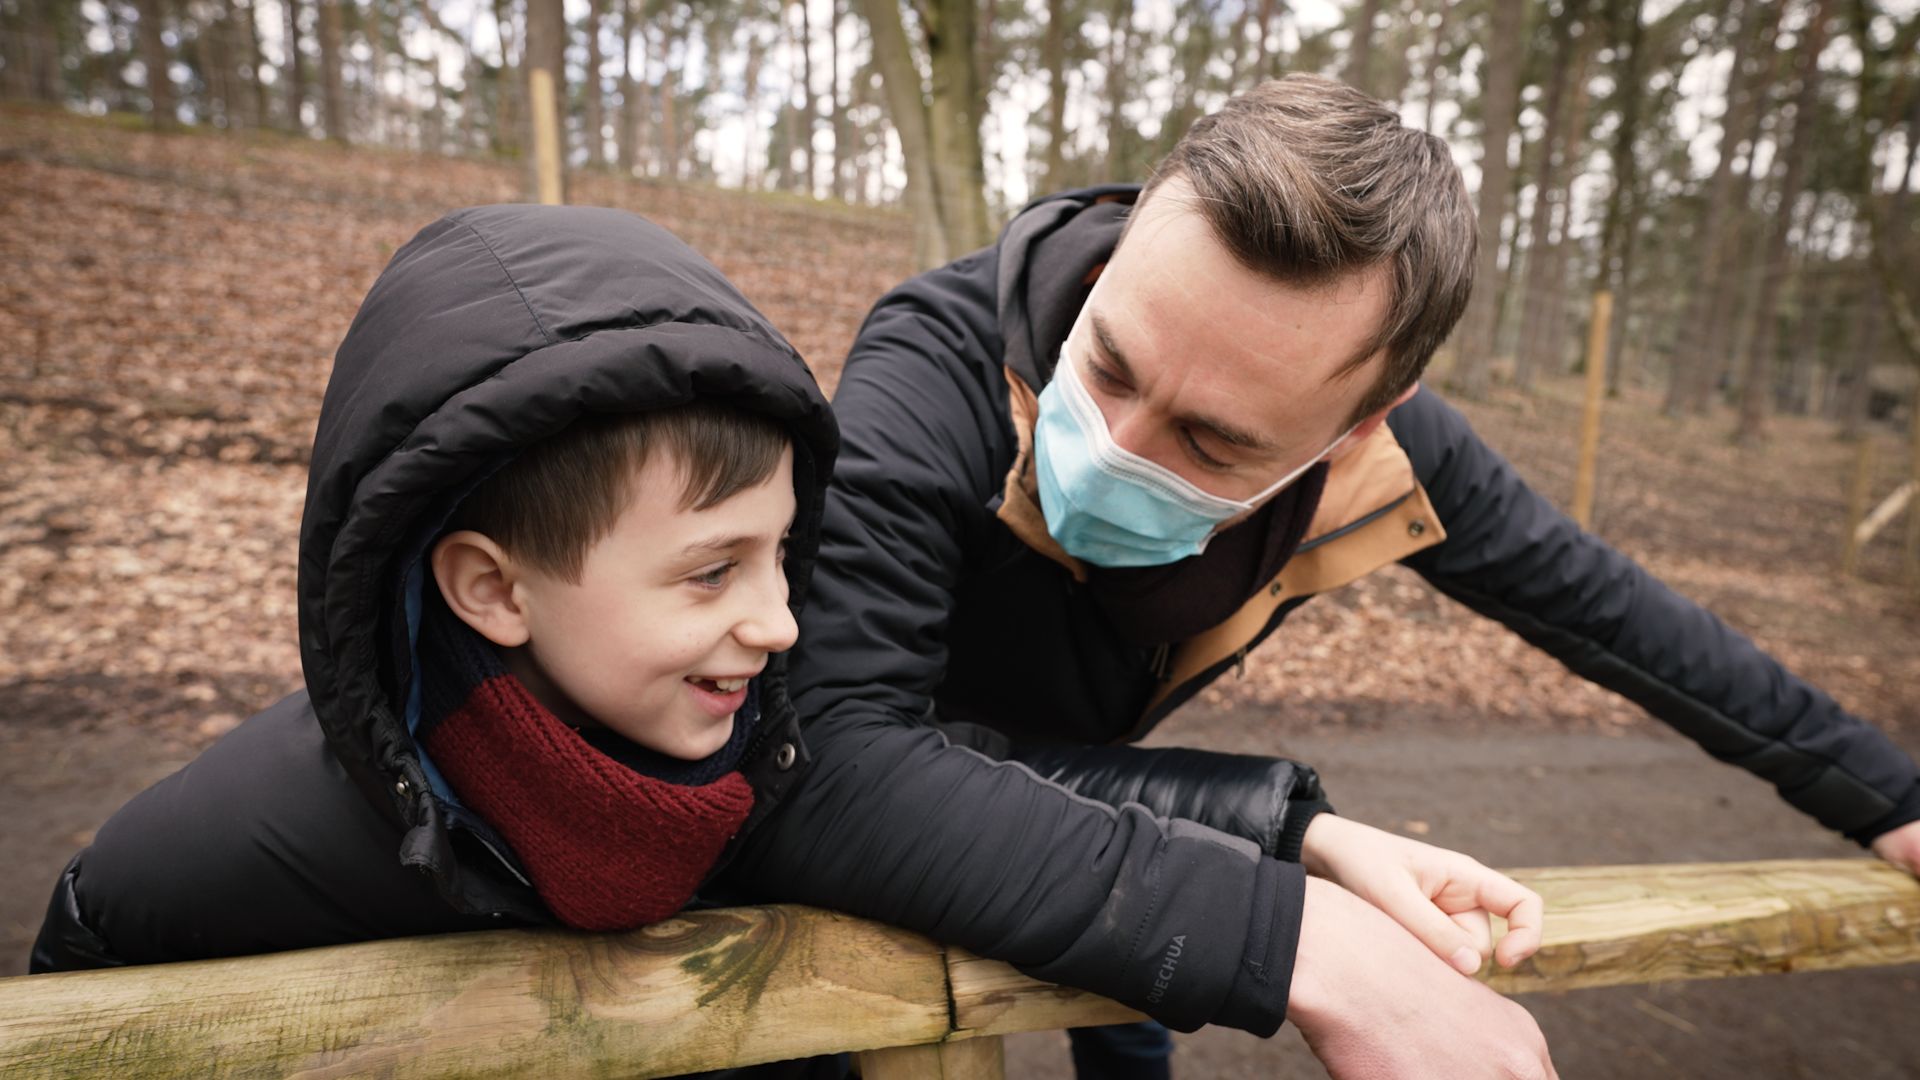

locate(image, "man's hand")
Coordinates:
1870 819 1920 877
1299 814 1543 975
1290 877 1557 1080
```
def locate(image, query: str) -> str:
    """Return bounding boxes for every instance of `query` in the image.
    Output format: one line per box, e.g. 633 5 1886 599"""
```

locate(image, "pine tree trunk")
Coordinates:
831 0 849 199
1537 51 1594 379
1734 0 1834 445
239 0 268 127
1343 0 1379 93
135 0 176 126
1102 0 1132 182
584 0 605 166
1420 0 1452 132
366 0 388 143
659 26 678 178
525 0 569 197
283 0 307 131
744 33 764 189
1513 2 1583 390
926 0 991 253
855 0 948 266
1043 0 1068 189
492 0 521 156
1450 0 1526 396
1599 0 1643 395
798 0 816 195
317 0 347 140
618 0 636 173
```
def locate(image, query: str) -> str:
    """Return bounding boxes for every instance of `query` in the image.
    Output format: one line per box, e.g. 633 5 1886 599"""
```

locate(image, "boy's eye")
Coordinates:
691 561 736 588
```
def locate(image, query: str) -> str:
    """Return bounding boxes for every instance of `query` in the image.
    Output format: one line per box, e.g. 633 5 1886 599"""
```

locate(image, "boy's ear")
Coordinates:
431 531 533 648
1329 382 1421 462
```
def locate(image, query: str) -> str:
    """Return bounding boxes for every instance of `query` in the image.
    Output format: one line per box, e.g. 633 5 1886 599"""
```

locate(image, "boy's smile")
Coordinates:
443 445 799 761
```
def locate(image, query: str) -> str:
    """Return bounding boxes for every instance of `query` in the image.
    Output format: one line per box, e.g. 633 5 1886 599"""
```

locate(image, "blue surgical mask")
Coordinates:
1032 352 1351 568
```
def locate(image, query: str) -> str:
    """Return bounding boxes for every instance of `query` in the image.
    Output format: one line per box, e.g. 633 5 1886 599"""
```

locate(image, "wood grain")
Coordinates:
3 860 1916 1078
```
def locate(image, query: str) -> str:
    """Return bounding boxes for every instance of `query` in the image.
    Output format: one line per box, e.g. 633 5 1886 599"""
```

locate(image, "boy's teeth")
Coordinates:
705 677 748 693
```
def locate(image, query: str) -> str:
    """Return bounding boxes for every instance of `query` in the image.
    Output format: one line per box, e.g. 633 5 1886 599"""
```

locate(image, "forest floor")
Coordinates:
4 104 1918 1077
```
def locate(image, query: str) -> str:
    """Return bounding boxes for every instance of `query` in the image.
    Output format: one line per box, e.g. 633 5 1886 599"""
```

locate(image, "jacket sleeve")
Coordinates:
723 254 1306 1035
28 693 506 972
1001 743 1332 862
1390 386 1920 842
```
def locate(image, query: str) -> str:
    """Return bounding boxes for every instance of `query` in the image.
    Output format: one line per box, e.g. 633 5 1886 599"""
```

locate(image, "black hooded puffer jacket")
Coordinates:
30 205 838 971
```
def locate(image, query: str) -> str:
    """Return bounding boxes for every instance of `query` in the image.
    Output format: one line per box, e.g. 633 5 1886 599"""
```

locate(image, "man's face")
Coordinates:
508 446 799 760
1063 176 1392 504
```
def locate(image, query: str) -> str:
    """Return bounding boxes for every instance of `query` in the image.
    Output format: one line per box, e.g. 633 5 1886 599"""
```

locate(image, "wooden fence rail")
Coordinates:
2 859 1917 1078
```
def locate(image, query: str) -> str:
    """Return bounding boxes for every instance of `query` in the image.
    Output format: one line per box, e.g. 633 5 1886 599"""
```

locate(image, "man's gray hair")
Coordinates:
1135 73 1478 423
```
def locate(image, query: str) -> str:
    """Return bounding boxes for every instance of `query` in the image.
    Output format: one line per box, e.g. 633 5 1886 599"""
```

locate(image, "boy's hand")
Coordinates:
1871 820 1920 878
1298 814 1544 975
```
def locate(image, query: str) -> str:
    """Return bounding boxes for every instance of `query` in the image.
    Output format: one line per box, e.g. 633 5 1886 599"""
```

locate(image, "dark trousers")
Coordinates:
1069 1020 1175 1080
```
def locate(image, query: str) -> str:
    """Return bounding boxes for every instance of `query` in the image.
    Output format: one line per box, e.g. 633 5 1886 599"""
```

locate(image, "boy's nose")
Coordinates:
736 581 799 655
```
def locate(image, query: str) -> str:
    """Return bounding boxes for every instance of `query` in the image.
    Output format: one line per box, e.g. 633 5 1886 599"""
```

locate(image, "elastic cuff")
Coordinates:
1846 783 1920 846
1210 859 1304 1037
1273 800 1331 862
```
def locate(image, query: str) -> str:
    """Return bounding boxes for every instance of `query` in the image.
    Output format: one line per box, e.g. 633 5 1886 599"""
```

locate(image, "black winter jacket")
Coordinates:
720 186 1920 1036
31 205 839 972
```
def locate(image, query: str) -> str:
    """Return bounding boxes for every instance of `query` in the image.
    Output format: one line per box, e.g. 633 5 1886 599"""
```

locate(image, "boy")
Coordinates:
30 203 839 966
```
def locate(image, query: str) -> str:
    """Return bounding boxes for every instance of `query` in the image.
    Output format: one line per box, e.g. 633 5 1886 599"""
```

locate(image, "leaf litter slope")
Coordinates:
2 105 1915 748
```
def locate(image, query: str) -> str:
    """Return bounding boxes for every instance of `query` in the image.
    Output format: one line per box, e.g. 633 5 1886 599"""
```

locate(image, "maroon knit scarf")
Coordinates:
417 599 754 931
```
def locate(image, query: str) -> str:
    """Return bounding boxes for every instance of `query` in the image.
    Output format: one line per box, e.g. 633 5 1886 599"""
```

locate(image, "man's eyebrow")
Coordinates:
1089 311 1281 455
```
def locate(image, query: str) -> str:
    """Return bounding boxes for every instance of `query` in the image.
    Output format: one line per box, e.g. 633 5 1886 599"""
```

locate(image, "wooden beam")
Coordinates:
0 906 951 1079
2 860 1916 1078
1488 859 1920 993
1843 439 1877 575
1853 480 1916 550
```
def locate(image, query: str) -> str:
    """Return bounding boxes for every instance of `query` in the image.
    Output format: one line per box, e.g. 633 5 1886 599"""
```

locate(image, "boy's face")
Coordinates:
490 446 799 760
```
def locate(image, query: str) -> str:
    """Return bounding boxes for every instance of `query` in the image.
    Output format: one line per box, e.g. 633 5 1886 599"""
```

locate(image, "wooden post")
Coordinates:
857 1037 1006 1079
1843 438 1876 576
1906 391 1920 588
1572 290 1613 530
529 65 565 206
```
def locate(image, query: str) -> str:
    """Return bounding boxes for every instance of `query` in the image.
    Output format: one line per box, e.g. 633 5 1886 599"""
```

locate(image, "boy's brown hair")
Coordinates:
451 402 789 584
1135 73 1477 424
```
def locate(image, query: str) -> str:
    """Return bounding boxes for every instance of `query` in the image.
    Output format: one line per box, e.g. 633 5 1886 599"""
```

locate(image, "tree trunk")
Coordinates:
1537 49 1594 378
832 0 849 199
135 0 176 127
1448 0 1525 397
1733 0 1833 445
618 0 636 172
1102 0 1132 181
238 0 267 127
583 0 604 166
316 0 347 140
1044 0 1069 190
524 0 568 198
1599 0 1643 395
926 0 991 253
283 0 308 131
856 0 948 266
1420 0 1452 132
1343 0 1379 94
799 0 817 195
1513 0 1585 390
659 24 678 178
492 0 522 155
366 0 388 143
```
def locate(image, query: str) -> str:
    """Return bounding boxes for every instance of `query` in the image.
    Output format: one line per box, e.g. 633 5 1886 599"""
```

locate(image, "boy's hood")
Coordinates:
298 204 837 832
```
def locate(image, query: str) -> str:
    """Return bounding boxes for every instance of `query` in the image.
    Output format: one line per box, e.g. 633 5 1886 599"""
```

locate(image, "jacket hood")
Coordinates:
994 184 1139 394
297 204 837 840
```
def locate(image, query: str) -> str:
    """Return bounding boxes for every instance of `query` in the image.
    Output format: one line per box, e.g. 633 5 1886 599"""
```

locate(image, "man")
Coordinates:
727 75 1920 1079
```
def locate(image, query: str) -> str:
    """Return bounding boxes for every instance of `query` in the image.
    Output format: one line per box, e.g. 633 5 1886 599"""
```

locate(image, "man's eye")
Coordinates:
1086 361 1127 391
692 561 736 588
1181 428 1231 470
